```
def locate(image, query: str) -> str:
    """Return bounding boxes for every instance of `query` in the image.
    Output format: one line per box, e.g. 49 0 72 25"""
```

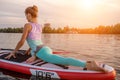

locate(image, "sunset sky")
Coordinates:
0 0 120 28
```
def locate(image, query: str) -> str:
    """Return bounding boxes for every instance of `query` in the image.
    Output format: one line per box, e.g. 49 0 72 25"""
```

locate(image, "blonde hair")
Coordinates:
25 5 38 18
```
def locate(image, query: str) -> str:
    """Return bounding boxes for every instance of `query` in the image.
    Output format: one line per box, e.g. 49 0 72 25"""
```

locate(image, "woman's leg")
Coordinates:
36 46 86 68
47 54 86 67
36 46 108 72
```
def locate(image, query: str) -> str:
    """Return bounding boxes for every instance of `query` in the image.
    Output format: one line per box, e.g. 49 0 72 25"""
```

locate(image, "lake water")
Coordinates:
0 33 120 80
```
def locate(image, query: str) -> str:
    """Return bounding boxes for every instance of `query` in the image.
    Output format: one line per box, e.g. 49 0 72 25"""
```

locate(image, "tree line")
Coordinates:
0 27 23 33
0 23 120 34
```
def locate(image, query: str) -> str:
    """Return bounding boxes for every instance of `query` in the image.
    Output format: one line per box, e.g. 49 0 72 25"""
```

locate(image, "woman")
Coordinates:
5 5 107 72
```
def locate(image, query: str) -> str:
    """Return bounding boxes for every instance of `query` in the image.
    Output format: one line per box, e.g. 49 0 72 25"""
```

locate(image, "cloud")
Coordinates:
0 0 120 28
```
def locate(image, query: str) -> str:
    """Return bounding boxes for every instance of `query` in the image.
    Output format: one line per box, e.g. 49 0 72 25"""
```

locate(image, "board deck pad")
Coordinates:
0 50 69 69
0 52 31 63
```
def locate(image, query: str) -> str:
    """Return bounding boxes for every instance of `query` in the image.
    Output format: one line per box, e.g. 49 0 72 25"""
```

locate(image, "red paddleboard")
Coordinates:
0 49 116 80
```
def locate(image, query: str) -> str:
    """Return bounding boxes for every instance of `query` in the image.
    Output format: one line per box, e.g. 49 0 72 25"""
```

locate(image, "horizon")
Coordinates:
0 0 120 28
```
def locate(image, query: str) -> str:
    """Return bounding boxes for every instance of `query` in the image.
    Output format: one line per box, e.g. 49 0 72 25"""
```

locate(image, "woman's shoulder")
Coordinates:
23 23 32 30
24 23 33 27
24 23 31 26
24 22 42 28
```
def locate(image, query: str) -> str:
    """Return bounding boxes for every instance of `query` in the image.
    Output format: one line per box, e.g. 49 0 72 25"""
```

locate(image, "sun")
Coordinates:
76 0 99 10
82 0 95 9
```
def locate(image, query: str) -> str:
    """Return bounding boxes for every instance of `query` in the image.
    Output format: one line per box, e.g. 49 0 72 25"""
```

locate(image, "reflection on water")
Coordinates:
0 33 120 80
42 34 52 45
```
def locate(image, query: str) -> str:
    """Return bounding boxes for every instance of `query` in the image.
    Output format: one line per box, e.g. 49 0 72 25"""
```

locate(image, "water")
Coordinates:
0 33 120 80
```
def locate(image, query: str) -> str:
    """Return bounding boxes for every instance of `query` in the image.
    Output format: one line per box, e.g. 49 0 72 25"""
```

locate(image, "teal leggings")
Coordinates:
36 46 86 67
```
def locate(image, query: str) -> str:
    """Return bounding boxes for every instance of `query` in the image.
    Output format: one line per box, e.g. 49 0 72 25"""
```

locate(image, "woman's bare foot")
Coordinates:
86 61 108 73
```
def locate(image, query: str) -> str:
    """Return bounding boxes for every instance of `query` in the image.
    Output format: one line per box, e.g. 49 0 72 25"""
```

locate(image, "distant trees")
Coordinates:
42 25 52 33
112 23 120 34
42 23 52 33
93 23 120 34
42 23 120 34
0 23 120 34
42 26 70 33
0 27 23 33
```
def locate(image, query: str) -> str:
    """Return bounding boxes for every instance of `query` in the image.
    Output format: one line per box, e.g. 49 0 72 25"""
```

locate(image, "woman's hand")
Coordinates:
26 56 36 63
25 51 30 55
5 51 16 59
25 48 31 55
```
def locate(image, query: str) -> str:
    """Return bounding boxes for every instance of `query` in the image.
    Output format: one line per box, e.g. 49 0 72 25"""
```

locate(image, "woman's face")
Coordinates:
25 13 32 22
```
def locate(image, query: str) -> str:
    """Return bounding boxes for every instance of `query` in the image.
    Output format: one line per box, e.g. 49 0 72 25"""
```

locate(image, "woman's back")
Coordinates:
27 22 43 56
28 22 42 40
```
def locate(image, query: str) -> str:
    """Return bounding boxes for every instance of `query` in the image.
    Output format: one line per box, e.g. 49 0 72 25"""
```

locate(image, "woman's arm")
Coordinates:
5 23 31 59
14 24 31 53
